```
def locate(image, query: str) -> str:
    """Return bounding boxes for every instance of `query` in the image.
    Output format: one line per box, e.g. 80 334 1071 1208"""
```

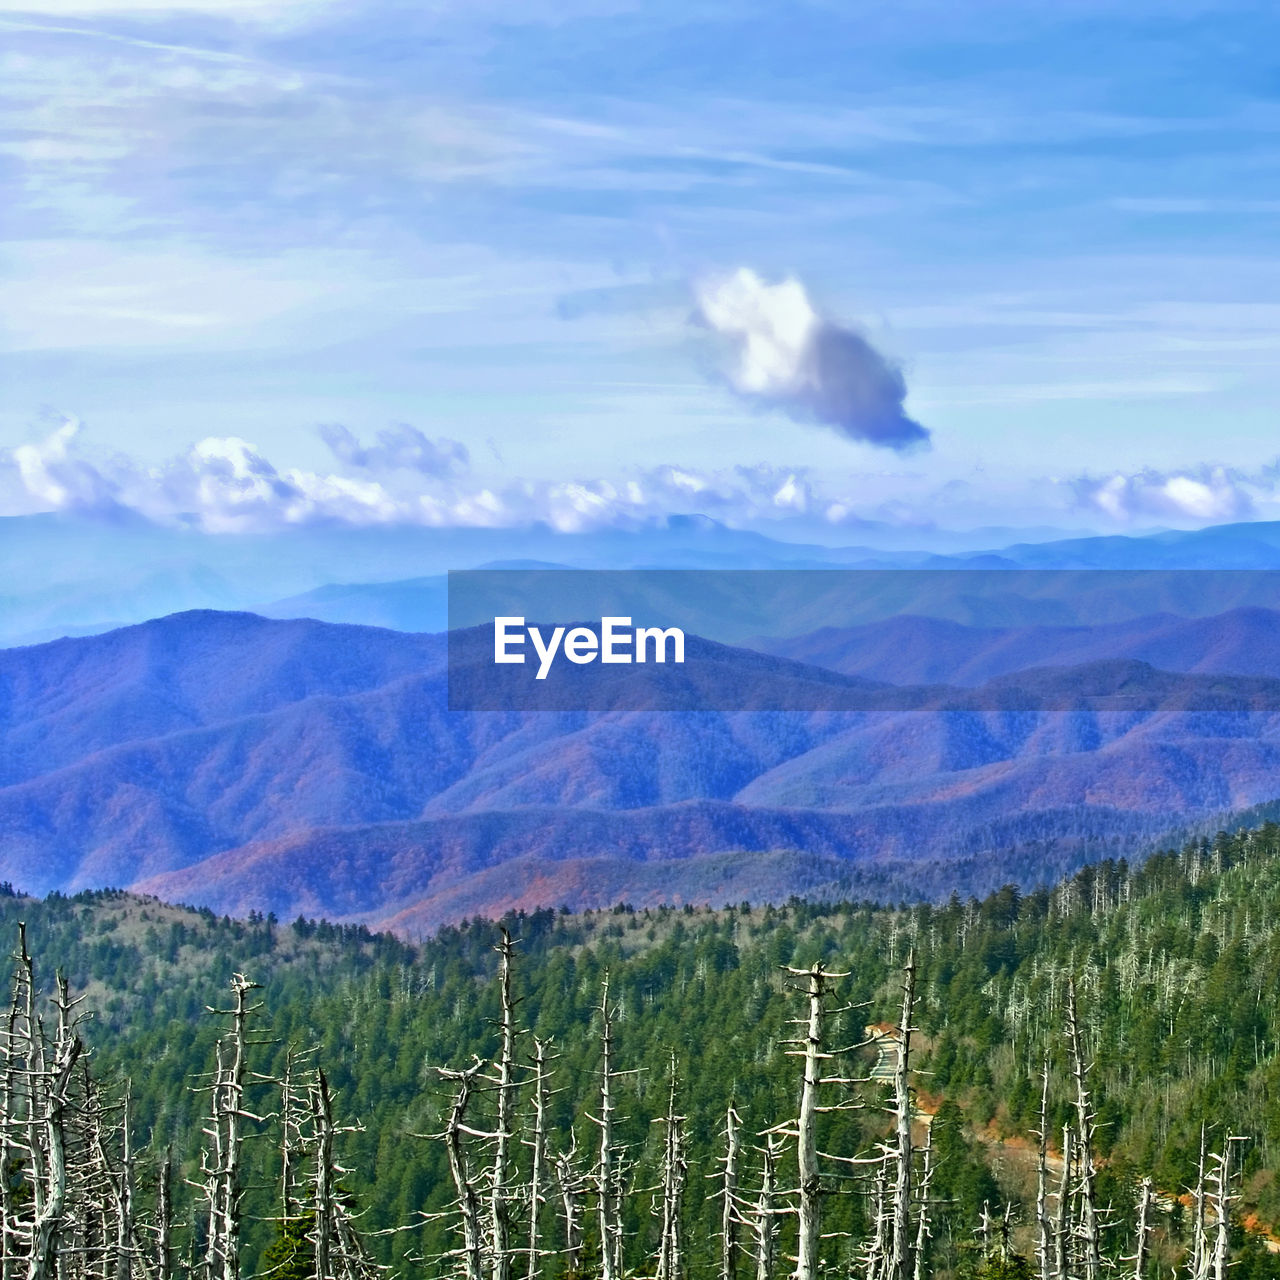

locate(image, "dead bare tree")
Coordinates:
587 976 627 1280
1054 1125 1073 1280
78 1072 146 1280
488 932 522 1280
1126 1177 1151 1280
113 1086 139 1280
909 1124 933 1280
860 1156 889 1280
436 1057 489 1280
552 1139 585 1280
1189 1126 1209 1280
790 964 825 1280
781 962 854 1280
24 975 84 1280
887 954 916 1280
153 1154 173 1280
653 1055 686 1280
523 1038 555 1280
279 1047 313 1225
713 1105 742 1280
1 924 40 1280
748 1137 781 1280
193 975 265 1280
1208 1138 1246 1280
0 932 161 1280
1065 980 1103 1280
309 1068 382 1280
1033 1062 1052 1280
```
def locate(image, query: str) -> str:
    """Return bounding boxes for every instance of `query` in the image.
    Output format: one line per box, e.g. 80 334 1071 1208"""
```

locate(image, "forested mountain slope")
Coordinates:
9 610 1280 926
12 821 1280 1276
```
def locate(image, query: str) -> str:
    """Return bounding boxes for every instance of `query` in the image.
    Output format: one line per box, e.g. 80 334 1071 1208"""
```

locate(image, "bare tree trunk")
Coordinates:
1054 1126 1072 1280
1130 1177 1150 1280
977 1203 992 1262
1034 1063 1052 1280
104 1084 136 1280
887 955 916 1280
490 931 520 1280
312 1072 335 1280
717 1106 742 1280
554 1142 584 1280
910 1125 933 1280
310 1068 379 1280
862 1157 889 1280
9 926 44 1280
25 990 83 1280
751 1138 779 1280
155 1155 172 1280
198 974 263 1280
590 976 624 1280
1191 1125 1208 1280
655 1056 686 1280
0 929 25 1280
525 1039 553 1280
1 924 36 1280
440 1059 488 1280
279 1048 308 1223
1210 1139 1245 1280
1065 980 1101 1280
790 965 827 1280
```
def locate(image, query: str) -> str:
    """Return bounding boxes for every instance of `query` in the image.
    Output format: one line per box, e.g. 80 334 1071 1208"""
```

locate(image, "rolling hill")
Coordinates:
4 610 1280 932
753 606 1280 685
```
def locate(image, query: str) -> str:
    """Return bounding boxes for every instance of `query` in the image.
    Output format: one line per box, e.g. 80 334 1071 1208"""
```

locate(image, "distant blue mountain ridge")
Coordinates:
3 607 1280 932
8 512 1280 644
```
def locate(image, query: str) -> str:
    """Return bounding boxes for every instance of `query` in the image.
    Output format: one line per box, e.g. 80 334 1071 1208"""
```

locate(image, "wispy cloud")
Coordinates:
318 423 470 478
0 1 340 23
1110 197 1280 215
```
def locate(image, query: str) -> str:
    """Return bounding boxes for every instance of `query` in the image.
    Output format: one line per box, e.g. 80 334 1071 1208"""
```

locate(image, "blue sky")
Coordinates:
3 0 1280 538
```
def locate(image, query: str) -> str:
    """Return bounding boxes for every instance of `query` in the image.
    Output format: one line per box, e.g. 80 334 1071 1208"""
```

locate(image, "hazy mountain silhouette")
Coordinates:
4 611 1280 931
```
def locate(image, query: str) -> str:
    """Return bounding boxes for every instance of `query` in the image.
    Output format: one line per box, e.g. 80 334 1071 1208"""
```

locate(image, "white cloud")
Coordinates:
319 423 469 478
0 419 902 534
14 420 1275 539
694 268 930 452
8 416 120 512
1070 465 1259 524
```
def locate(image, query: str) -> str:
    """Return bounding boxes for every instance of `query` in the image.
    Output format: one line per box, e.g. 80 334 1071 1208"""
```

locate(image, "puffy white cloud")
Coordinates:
1070 465 1258 524
14 420 1279 539
0 419 895 535
694 268 930 452
6 416 121 513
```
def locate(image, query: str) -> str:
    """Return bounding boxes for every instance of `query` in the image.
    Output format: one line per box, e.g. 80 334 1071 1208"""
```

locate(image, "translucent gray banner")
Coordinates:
447 569 1280 712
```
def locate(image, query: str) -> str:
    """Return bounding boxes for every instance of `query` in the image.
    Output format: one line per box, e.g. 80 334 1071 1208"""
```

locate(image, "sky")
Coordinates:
3 0 1280 540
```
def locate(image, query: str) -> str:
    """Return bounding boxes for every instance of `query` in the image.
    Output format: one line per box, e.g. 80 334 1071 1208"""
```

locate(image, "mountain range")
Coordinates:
10 512 1280 645
4 608 1280 932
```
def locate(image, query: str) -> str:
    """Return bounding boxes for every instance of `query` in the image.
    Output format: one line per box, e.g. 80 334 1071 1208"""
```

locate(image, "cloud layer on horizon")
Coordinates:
5 418 1277 540
0 417 905 535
